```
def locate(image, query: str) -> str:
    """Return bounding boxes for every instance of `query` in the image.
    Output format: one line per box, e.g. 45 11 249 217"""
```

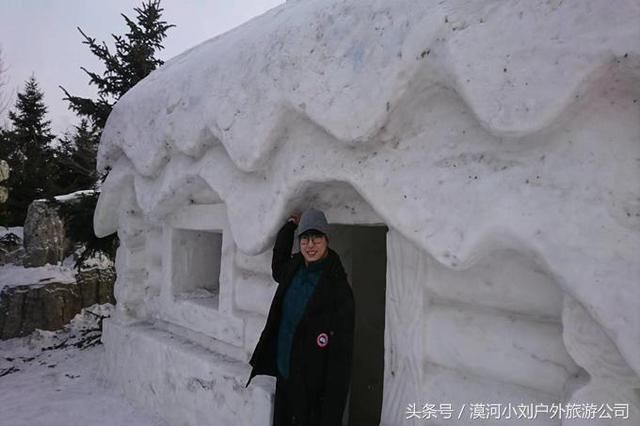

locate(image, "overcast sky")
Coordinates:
0 0 284 134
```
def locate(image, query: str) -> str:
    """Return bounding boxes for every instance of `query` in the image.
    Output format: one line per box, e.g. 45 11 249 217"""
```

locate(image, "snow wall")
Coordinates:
94 0 640 424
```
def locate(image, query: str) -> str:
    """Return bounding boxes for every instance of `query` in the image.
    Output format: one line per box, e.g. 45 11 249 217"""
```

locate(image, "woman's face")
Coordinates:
299 232 329 263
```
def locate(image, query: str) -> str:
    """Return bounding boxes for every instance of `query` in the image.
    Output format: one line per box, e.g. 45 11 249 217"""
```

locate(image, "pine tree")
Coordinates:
52 119 100 194
55 1 174 262
0 76 56 225
60 0 174 130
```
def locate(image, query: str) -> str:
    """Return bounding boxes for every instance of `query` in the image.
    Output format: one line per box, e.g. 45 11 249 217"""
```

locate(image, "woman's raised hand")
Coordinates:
288 212 301 225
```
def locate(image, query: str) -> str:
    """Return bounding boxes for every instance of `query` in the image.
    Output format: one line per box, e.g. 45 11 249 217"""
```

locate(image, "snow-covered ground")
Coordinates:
0 304 169 426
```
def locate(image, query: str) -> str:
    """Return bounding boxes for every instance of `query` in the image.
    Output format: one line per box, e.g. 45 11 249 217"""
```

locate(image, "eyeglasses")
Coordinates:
299 234 326 245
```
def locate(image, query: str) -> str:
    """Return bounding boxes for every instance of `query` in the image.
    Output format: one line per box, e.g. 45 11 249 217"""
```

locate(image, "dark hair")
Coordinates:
298 229 326 239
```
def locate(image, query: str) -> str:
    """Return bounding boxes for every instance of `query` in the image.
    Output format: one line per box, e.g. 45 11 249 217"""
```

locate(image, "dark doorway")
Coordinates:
327 224 387 426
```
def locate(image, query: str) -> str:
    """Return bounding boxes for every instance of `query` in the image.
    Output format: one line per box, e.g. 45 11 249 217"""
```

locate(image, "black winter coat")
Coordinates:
245 221 355 426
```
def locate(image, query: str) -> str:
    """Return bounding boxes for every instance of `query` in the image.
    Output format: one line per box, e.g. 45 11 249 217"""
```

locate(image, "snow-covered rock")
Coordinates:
93 0 640 424
1 190 116 340
0 255 115 340
23 191 99 267
23 200 71 267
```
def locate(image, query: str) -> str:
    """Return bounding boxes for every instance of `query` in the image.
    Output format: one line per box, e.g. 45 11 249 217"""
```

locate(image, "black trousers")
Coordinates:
273 373 292 426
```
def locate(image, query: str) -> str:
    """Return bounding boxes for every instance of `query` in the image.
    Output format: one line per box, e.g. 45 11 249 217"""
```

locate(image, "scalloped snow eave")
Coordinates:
95 0 640 380
97 0 640 177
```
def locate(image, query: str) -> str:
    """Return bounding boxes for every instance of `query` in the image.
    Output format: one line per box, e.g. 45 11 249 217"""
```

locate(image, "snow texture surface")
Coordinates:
94 0 640 377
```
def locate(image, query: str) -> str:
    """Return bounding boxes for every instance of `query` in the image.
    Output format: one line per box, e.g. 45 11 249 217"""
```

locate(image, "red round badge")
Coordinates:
316 332 329 348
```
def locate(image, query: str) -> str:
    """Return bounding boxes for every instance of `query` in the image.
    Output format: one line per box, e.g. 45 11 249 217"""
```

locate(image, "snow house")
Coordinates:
93 0 640 425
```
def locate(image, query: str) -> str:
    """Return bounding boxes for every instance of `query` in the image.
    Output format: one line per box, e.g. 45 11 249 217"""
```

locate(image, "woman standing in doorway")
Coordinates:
246 208 355 426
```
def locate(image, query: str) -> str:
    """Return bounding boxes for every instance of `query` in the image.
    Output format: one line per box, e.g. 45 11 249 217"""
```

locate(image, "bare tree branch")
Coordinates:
0 47 12 117
0 49 6 111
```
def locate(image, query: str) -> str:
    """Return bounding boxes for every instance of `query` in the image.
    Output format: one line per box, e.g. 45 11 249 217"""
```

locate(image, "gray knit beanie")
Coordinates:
296 208 329 237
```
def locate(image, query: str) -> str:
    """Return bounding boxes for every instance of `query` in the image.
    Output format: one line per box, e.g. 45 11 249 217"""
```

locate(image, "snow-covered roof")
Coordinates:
94 0 640 375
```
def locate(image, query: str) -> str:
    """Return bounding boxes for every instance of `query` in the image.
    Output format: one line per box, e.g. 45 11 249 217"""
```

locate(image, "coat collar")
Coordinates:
292 248 345 279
